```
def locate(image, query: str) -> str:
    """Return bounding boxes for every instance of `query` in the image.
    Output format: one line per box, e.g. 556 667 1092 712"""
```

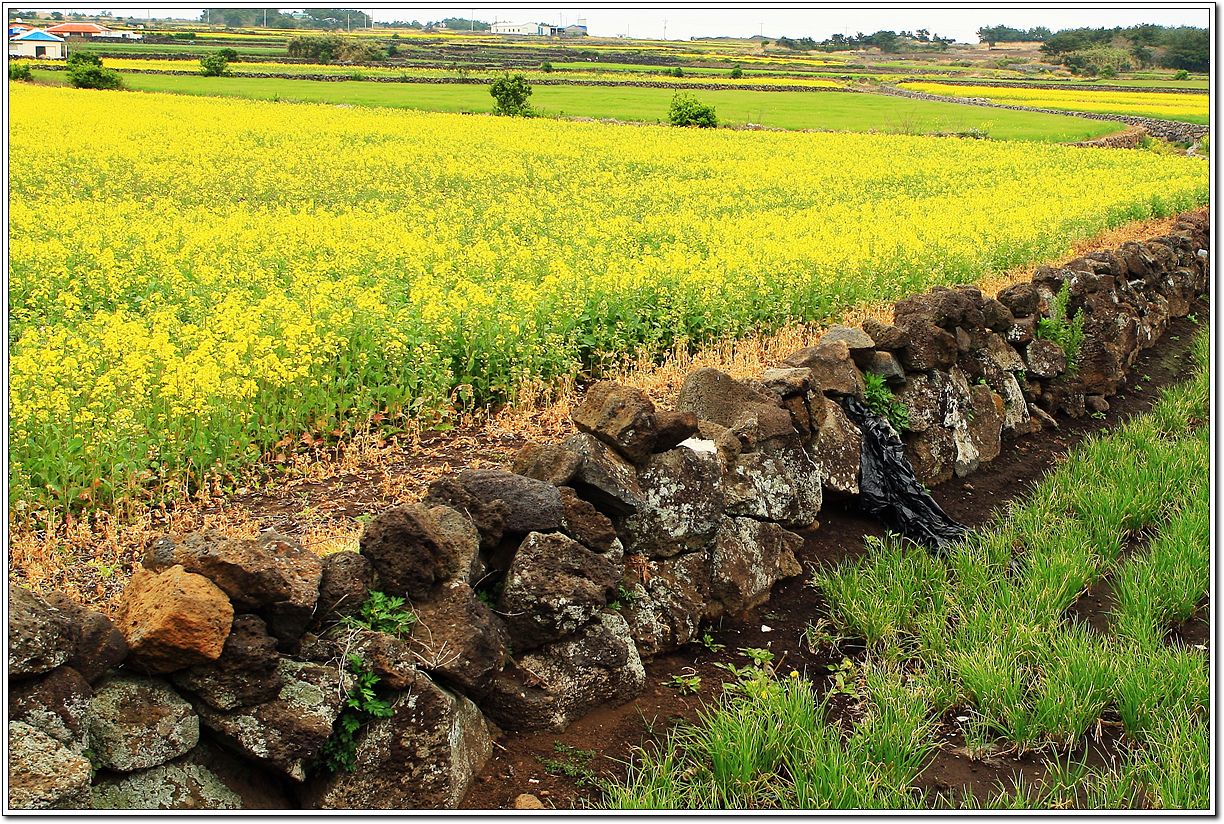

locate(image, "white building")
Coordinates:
491 21 548 35
9 29 66 59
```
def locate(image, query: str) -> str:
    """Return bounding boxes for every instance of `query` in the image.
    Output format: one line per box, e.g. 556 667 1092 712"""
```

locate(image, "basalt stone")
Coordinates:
782 340 865 398
89 673 199 772
1024 339 1067 379
562 432 646 517
90 741 283 810
428 504 486 588
408 582 510 696
982 298 1016 333
897 371 949 433
996 282 1040 319
8 721 94 810
894 288 982 329
1076 334 1126 396
558 486 618 553
511 441 585 489
498 532 620 652
979 330 1026 373
345 629 422 692
903 426 957 488
1006 315 1037 345
298 677 494 810
144 530 291 611
359 504 473 602
760 367 813 399
966 384 1004 466
313 551 374 626
255 534 324 651
653 410 700 453
694 420 742 464
862 317 907 350
808 399 863 495
677 367 795 446
783 394 811 437
9 666 93 755
897 319 958 372
817 325 877 368
42 593 128 684
723 448 820 527
117 566 233 675
616 447 726 558
477 611 645 734
422 474 510 551
170 615 282 712
458 469 565 535
1032 265 1067 294
1028 403 1059 430
863 350 906 387
707 518 803 618
571 381 659 463
1086 395 1110 414
620 551 711 659
8 585 76 680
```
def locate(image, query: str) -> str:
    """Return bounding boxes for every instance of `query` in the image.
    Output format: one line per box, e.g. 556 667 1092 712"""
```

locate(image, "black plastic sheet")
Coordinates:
839 396 971 552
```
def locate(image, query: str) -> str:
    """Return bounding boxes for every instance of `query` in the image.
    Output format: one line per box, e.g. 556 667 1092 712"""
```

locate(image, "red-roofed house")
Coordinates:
45 22 111 36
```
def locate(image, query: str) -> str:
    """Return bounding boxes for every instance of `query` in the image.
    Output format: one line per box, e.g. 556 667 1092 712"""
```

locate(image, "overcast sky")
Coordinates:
24 4 1212 43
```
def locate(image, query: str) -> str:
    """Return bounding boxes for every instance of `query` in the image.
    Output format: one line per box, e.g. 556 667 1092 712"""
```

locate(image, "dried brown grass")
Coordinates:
7 213 1196 613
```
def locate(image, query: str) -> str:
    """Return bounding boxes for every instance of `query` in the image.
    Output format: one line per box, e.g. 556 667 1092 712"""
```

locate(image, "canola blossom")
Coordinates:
901 81 1209 124
7 84 1208 515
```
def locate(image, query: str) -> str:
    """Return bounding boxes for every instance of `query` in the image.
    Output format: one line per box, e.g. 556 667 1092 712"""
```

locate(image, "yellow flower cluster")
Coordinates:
7 83 1208 514
901 82 1209 124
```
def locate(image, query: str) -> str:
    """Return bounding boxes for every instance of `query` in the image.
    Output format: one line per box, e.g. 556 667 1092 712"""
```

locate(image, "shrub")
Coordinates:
67 59 122 90
8 61 32 81
66 52 102 69
217 47 238 62
668 92 717 128
287 34 383 63
541 60 553 72
730 64 743 78
173 31 197 39
198 53 230 77
671 66 684 77
489 72 533 116
1174 69 1190 80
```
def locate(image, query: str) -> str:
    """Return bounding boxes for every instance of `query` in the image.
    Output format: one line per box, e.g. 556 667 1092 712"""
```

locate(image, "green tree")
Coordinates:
1160 27 1208 73
68 60 123 90
540 60 552 72
668 92 717 128
199 53 230 76
489 73 533 116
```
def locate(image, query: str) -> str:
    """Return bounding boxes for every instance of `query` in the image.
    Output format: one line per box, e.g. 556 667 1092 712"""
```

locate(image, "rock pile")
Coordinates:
7 209 1208 810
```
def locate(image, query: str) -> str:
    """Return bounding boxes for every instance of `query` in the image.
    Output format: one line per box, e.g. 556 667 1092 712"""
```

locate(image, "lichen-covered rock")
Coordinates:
806 399 862 496
897 371 948 433
171 614 283 711
562 432 646 516
299 675 494 809
359 504 473 601
903 426 957 488
571 381 659 463
478 611 645 733
616 447 726 558
407 581 510 696
707 518 803 618
9 666 93 755
41 593 128 684
1025 338 1067 379
89 672 199 772
996 371 1035 438
422 474 510 551
194 658 352 783
511 441 584 488
966 384 1004 466
256 533 325 650
979 330 1026 372
314 551 374 627
116 565 234 675
1007 315 1037 345
8 721 94 810
143 530 292 611
499 532 620 652
619 552 706 658
723 446 821 527
8 584 76 680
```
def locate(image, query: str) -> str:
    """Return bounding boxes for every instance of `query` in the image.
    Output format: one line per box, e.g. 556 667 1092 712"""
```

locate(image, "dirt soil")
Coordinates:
459 307 1210 811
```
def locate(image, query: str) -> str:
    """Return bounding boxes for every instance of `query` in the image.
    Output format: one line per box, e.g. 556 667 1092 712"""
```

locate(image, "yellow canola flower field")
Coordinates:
902 81 1209 124
7 84 1208 516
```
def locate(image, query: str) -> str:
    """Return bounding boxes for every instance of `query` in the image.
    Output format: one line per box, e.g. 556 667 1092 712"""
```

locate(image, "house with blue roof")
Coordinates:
9 29 67 59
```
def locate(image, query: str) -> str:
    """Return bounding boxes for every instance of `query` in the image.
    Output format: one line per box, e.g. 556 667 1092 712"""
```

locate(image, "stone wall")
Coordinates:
7 209 1209 810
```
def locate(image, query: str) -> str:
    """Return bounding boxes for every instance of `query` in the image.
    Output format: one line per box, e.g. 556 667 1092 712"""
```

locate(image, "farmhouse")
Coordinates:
44 22 143 40
490 21 548 35
8 29 66 59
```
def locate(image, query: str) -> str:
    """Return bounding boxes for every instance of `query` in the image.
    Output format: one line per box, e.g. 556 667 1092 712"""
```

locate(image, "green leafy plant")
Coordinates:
1036 286 1085 373
314 654 395 773
540 60 553 72
199 53 231 77
66 53 122 90
698 629 726 653
8 61 32 81
489 72 534 116
664 668 702 695
670 66 684 77
668 92 717 128
345 590 417 637
1174 69 1190 80
862 371 910 431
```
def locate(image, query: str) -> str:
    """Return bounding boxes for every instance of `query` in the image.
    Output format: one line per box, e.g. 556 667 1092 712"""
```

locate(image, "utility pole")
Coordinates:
663 18 667 39
263 8 267 27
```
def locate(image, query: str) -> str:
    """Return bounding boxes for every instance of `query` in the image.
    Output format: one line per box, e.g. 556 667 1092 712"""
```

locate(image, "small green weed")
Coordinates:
698 629 726 653
1035 287 1085 373
863 371 910 431
314 654 395 773
663 668 702 695
345 590 417 637
538 742 600 787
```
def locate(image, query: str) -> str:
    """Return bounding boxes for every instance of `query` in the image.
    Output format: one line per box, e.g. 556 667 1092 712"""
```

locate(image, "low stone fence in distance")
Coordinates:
8 209 1209 810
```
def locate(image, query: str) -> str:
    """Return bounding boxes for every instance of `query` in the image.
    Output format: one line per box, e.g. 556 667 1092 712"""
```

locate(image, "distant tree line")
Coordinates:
1037 25 1208 73
201 8 373 30
975 25 1053 45
286 34 384 62
776 29 951 53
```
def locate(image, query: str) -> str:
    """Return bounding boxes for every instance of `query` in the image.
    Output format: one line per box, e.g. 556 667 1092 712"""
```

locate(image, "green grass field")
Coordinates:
29 69 1121 141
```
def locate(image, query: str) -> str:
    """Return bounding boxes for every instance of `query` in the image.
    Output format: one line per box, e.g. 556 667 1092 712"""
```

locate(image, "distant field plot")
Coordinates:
7 84 1207 517
901 81 1210 124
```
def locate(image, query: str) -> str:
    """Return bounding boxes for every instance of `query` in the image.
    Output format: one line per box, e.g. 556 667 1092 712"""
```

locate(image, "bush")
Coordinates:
67 57 122 90
671 66 684 77
217 47 238 62
199 53 230 77
66 52 102 69
1174 69 1190 80
730 64 743 79
8 61 32 81
287 34 383 63
173 31 197 39
541 60 553 72
489 72 533 116
668 92 717 128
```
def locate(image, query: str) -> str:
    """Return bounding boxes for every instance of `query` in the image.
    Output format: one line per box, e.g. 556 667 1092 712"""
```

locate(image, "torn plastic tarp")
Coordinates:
839 396 971 551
